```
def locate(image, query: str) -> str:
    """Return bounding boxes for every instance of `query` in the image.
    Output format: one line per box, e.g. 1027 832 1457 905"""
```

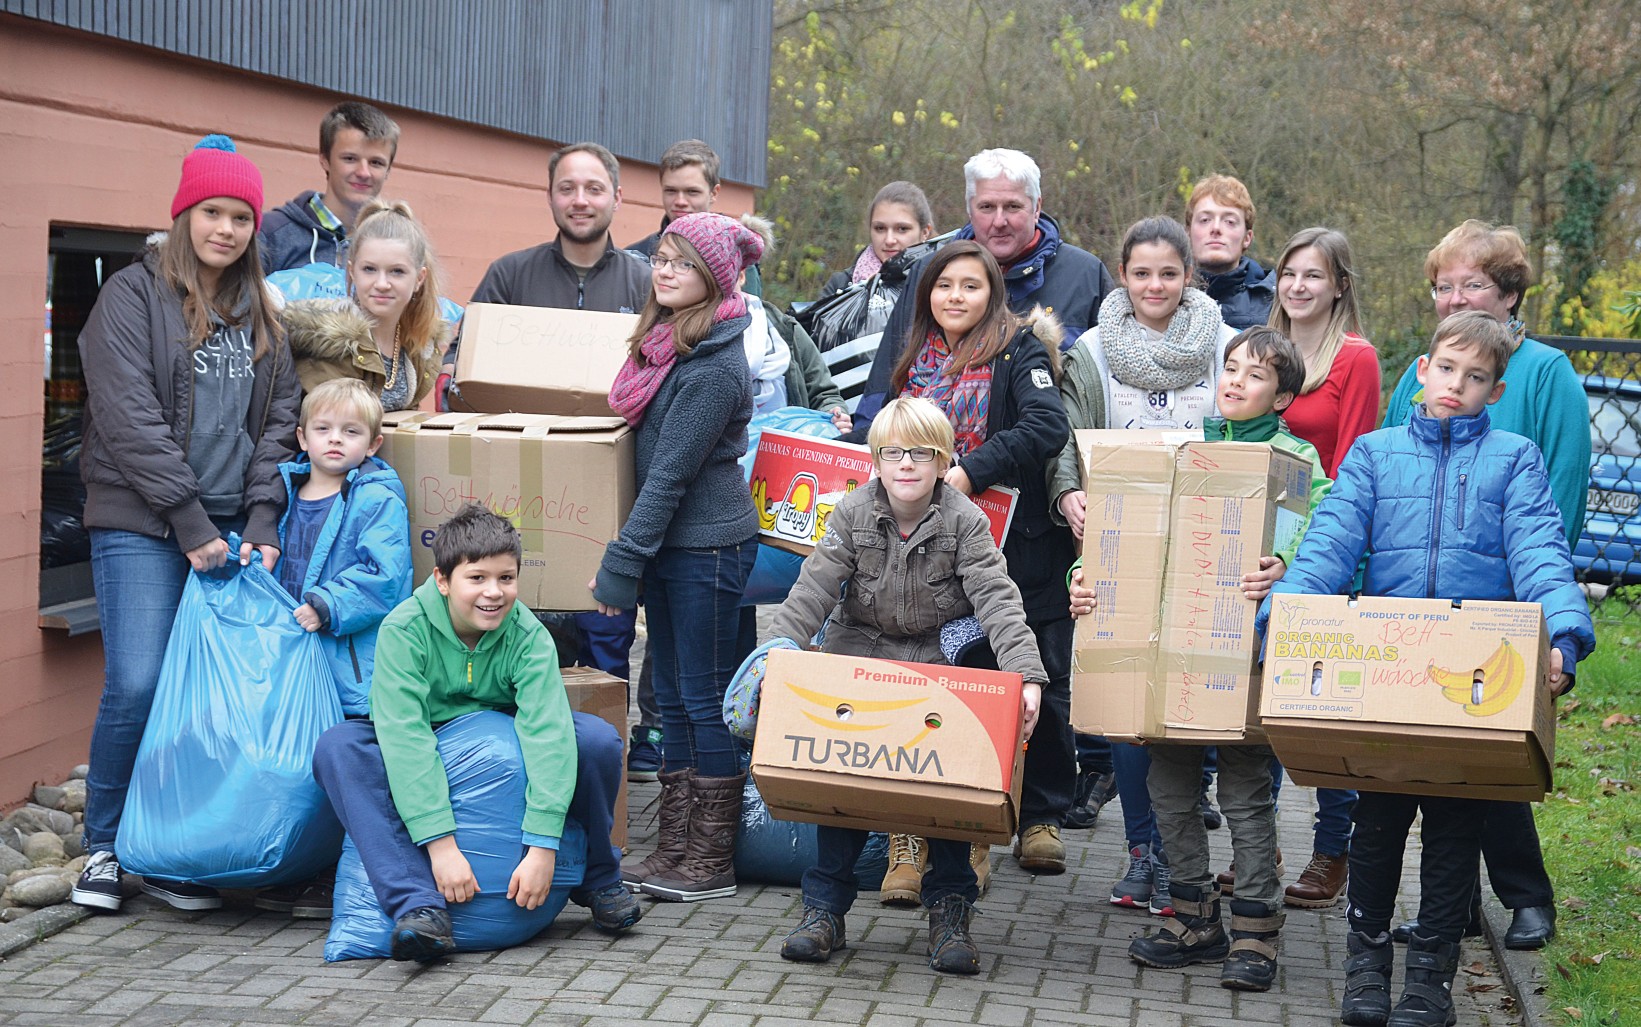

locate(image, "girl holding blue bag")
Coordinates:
70 135 301 913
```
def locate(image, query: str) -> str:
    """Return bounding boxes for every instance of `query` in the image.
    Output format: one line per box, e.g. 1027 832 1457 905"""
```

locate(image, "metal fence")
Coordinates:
1541 335 1641 614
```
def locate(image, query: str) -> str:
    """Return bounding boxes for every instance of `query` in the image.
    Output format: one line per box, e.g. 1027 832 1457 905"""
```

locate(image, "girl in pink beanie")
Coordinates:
592 211 765 904
69 134 300 916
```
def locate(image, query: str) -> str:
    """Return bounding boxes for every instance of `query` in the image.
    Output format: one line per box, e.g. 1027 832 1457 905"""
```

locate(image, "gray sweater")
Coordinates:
593 313 760 608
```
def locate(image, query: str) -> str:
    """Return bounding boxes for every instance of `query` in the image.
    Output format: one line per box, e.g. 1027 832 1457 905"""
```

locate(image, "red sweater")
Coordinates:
1282 334 1381 478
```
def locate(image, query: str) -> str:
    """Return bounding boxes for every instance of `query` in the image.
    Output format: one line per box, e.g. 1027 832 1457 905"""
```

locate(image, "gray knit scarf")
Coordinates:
1097 285 1225 391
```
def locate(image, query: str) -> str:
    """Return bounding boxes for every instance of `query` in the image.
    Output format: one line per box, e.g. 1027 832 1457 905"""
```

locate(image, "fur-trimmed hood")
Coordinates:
1019 304 1064 381
280 297 449 408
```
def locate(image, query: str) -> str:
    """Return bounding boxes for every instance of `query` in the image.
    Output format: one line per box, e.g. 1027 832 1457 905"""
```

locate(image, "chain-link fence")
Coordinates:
1542 336 1641 615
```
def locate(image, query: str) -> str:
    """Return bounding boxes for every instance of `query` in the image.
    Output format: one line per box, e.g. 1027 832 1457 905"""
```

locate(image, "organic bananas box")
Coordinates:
749 649 1026 844
1070 432 1312 742
377 411 634 611
1260 594 1554 801
749 429 1017 556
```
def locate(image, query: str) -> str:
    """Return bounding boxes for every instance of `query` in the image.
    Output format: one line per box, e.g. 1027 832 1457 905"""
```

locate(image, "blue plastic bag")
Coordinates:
734 757 888 888
325 711 587 961
268 262 464 325
117 557 344 887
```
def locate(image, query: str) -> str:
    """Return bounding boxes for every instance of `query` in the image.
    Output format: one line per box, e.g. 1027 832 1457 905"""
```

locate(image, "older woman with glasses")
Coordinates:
1378 219 1588 954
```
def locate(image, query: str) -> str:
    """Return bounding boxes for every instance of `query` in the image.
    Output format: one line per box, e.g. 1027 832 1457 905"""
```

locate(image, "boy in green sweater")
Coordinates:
312 504 640 961
1071 327 1330 991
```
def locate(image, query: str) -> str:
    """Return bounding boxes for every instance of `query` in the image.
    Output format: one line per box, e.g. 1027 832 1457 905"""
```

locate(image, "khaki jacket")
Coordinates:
771 480 1046 683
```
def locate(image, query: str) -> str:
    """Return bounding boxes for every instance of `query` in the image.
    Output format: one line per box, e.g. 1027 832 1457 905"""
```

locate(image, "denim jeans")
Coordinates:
1347 791 1484 944
643 540 757 778
804 825 976 915
1314 787 1358 858
85 522 240 853
1075 733 1113 775
1113 741 1163 857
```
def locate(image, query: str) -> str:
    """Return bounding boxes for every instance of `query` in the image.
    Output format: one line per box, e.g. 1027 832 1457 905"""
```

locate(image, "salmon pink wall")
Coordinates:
0 15 753 805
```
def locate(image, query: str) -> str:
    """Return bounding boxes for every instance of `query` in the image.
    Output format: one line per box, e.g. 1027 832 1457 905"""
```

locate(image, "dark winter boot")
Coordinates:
1128 882 1230 968
621 768 692 889
1387 932 1460 1027
640 772 743 902
780 905 847 963
1342 930 1395 1027
926 894 981 975
1220 899 1283 991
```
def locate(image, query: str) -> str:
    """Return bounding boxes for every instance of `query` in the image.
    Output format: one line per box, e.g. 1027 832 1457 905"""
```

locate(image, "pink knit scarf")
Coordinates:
608 292 748 425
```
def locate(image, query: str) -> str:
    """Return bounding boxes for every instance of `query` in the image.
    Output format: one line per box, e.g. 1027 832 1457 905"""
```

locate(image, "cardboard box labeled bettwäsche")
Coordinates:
1260 594 1554 801
749 428 1018 556
378 411 634 611
560 666 630 851
452 304 639 416
1070 431 1312 742
750 649 1024 844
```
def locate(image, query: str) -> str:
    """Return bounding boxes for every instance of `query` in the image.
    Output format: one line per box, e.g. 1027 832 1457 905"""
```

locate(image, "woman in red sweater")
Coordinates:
1261 227 1380 910
1267 228 1380 478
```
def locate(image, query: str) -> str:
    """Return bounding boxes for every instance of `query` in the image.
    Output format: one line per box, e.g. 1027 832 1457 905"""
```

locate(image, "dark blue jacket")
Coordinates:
276 454 414 715
846 213 1115 439
259 191 346 274
1256 408 1596 671
1201 256 1275 331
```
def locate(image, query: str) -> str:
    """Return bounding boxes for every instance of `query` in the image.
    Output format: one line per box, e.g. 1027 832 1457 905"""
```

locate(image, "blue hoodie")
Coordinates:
1256 407 1595 676
276 454 414 714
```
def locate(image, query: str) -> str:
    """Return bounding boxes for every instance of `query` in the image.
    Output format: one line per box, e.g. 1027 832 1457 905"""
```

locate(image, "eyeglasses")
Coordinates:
876 446 938 463
1431 281 1498 299
649 256 700 276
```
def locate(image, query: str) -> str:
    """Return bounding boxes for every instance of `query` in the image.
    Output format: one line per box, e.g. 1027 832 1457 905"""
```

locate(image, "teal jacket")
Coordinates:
369 576 576 846
1203 411 1333 567
1383 336 1589 542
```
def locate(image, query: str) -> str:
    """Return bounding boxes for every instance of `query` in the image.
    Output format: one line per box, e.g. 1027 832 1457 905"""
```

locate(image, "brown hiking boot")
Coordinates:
640 772 744 902
970 844 991 897
1013 824 1066 874
621 767 692 889
879 834 926 907
1284 850 1347 908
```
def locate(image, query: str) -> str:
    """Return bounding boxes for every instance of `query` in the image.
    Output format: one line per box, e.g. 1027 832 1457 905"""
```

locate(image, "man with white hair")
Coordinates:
847 148 1117 879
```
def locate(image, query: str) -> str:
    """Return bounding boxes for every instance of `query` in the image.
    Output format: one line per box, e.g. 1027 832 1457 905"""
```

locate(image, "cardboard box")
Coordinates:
749 649 1024 844
1070 431 1312 742
560 666 630 851
748 428 1018 555
452 303 639 416
1260 594 1554 801
378 411 634 611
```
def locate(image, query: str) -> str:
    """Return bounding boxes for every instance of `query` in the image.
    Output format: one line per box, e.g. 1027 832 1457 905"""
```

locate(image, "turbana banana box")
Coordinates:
1260 594 1554 801
749 650 1026 844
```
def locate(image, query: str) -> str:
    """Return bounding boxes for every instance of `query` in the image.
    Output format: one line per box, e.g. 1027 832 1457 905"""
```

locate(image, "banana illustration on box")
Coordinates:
1427 638 1525 717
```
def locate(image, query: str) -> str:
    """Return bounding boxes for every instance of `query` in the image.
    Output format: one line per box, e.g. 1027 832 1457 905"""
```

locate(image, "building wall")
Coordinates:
0 16 754 804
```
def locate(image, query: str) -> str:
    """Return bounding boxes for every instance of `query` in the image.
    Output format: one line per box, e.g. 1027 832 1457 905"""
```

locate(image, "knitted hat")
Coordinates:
171 134 265 229
663 211 766 296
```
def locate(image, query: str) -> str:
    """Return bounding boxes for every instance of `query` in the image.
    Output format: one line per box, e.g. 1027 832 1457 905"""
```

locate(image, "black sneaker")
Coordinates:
627 726 662 783
391 906 454 962
1065 770 1116 830
571 882 644 933
291 881 335 920
70 851 123 912
140 878 222 910
252 881 304 914
1200 788 1224 830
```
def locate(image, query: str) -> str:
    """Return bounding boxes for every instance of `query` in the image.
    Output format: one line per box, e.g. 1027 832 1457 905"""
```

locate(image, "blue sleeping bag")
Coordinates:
117 556 343 887
325 711 587 961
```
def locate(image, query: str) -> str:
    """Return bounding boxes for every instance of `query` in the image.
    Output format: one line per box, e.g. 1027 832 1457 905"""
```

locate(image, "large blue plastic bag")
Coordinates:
738 405 839 479
735 769 888 888
117 558 344 887
326 710 587 961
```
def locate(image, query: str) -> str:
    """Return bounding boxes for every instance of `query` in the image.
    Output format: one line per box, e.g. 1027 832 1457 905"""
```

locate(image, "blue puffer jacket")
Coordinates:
276 455 414 714
1256 407 1595 665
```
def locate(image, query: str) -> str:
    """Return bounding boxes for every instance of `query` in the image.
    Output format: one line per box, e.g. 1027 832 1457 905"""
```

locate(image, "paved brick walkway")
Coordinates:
0 777 1520 1027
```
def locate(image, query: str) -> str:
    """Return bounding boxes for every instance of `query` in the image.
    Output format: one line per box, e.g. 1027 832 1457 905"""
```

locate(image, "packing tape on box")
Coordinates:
1071 644 1155 673
1155 647 1257 678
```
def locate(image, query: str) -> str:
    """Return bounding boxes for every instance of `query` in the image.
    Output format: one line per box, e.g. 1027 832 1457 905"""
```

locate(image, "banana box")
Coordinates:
748 429 1017 556
749 649 1025 844
1260 594 1554 801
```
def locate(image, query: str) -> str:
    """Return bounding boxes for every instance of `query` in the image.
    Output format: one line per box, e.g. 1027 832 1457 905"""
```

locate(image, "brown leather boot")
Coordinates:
620 767 692 889
1284 850 1348 908
1215 847 1284 897
879 834 926 907
640 772 744 902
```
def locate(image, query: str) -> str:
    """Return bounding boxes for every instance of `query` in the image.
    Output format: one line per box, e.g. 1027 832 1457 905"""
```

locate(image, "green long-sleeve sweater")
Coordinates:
368 575 576 845
1202 411 1333 567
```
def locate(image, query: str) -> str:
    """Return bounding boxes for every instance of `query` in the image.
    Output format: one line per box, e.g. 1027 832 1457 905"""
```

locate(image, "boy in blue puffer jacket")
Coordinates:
258 377 414 917
1255 311 1595 1027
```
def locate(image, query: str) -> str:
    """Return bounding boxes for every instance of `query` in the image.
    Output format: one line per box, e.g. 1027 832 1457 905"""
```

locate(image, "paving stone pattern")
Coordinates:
0 774 1521 1027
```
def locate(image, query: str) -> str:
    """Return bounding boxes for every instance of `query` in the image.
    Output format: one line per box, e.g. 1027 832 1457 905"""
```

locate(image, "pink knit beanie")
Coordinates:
171 134 265 229
663 212 765 296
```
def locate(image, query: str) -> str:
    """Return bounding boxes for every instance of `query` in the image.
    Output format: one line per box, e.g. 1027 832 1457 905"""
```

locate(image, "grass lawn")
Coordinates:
1534 601 1641 1026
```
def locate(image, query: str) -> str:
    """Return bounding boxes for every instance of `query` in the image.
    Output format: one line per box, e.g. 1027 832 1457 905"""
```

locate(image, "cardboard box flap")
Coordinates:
384 412 486 434
466 412 629 436
1174 441 1308 501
